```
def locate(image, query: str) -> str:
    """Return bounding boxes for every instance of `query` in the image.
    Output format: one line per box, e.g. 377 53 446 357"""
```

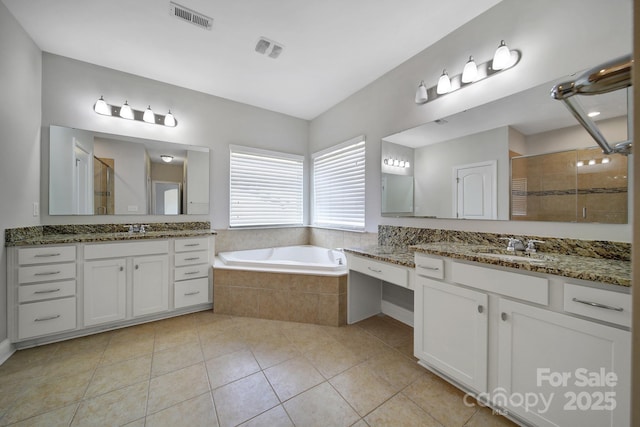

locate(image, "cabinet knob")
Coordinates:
120 266 124 271
501 312 508 321
477 305 484 313
135 265 139 270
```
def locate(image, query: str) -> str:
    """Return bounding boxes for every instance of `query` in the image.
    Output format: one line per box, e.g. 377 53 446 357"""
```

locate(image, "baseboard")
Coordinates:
381 300 414 327
0 339 15 365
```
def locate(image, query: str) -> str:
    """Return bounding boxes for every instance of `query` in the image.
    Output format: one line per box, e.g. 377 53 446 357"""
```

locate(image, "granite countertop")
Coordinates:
345 243 631 288
6 229 216 247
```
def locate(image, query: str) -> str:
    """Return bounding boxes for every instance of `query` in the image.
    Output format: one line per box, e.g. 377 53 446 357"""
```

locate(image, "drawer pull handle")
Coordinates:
367 267 383 273
34 271 61 276
34 288 61 294
418 265 440 271
184 291 201 296
184 257 200 261
34 253 61 258
572 298 624 312
184 271 200 275
501 312 508 321
35 314 61 322
184 243 200 247
477 305 484 313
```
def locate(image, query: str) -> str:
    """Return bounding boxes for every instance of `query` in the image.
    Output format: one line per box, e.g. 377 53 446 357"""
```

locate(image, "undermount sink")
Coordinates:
475 252 554 263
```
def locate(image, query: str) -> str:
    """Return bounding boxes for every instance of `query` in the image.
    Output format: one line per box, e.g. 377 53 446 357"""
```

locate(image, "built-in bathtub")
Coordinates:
213 245 348 326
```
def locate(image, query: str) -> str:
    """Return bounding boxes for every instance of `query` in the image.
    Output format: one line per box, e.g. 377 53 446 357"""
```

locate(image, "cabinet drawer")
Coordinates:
18 297 76 339
18 263 76 284
18 246 76 265
19 280 76 302
175 237 209 253
175 250 209 267
415 254 444 279
564 283 631 327
175 264 209 281
174 278 209 308
451 262 548 305
84 240 169 259
348 255 408 288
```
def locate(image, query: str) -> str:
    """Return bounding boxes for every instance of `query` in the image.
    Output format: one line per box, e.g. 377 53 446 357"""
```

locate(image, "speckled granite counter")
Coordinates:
344 243 631 288
5 222 216 246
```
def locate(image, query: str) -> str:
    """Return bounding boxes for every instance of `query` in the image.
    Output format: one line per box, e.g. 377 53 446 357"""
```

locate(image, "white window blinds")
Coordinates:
229 145 303 227
312 136 365 230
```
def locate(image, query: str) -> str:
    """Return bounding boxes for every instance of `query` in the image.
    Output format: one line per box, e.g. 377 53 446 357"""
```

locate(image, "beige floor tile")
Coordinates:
238 405 293 427
11 403 78 427
283 382 359 427
213 372 279 427
330 363 397 416
264 357 324 401
152 314 196 332
364 393 441 427
236 317 285 342
281 323 336 353
463 406 518 427
0 363 45 388
206 349 261 389
325 325 389 359
250 332 300 369
72 381 148 426
200 328 249 360
40 350 103 379
109 323 157 344
152 341 203 377
2 370 92 424
402 372 477 427
101 336 155 365
356 315 413 347
304 340 365 379
350 420 370 427
145 392 218 427
0 343 57 372
53 332 111 358
85 354 152 398
147 362 210 415
154 328 199 352
0 377 38 417
193 311 235 328
122 418 146 427
363 348 425 391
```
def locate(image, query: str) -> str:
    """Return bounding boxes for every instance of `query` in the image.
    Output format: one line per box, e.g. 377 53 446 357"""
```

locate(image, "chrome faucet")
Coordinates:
125 224 149 233
500 237 525 251
525 239 545 253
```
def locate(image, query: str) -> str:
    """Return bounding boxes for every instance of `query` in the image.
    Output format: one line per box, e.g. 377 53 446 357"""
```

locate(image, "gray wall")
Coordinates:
0 3 43 341
309 0 633 241
40 53 310 229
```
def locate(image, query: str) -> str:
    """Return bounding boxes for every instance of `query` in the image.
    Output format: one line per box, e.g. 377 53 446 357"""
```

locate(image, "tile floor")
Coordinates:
0 311 517 426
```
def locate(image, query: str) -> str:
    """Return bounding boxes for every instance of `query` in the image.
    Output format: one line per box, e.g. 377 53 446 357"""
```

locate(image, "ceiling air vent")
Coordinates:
255 37 284 59
169 2 213 30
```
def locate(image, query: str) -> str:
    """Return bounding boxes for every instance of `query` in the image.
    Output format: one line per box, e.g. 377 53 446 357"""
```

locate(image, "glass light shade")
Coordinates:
160 155 173 163
461 56 478 83
143 106 155 123
405 161 410 168
577 161 584 167
492 40 511 70
94 96 111 115
415 81 428 104
119 101 134 120
164 110 176 127
588 159 596 166
602 157 610 164
436 70 451 94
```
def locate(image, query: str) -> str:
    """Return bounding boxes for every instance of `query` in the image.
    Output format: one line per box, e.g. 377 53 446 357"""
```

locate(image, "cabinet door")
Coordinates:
497 299 630 427
415 277 488 393
133 255 169 317
84 259 126 326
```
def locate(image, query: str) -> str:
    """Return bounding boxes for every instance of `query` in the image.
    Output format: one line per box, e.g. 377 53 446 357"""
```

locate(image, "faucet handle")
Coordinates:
140 224 149 233
526 239 545 253
125 224 134 233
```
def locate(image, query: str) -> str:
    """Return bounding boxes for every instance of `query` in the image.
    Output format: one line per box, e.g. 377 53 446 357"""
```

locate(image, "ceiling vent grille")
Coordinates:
169 2 213 30
255 37 284 59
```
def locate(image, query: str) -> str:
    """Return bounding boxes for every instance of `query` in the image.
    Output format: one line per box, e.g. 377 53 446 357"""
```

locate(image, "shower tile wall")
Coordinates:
215 227 309 254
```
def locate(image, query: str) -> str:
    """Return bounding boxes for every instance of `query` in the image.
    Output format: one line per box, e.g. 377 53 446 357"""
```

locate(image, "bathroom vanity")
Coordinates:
5 224 214 348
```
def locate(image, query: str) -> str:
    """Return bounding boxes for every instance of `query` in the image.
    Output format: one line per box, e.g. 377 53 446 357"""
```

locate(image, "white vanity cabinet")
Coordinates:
413 252 631 427
83 258 126 326
173 237 210 309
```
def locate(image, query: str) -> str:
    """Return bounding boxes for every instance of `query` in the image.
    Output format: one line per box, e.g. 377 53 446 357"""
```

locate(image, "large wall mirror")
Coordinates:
49 125 210 215
381 71 631 224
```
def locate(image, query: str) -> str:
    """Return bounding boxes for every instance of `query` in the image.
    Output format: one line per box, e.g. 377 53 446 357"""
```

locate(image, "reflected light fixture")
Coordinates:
383 158 410 168
492 40 512 70
577 161 585 167
415 81 428 104
436 70 452 94
160 155 174 163
461 56 478 83
94 96 111 116
588 111 601 118
143 106 155 123
602 157 610 164
119 101 134 120
588 159 597 166
93 96 178 127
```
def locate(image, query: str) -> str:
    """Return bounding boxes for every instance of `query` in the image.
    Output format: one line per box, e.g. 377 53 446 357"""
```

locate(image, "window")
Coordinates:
312 136 365 230
229 145 303 227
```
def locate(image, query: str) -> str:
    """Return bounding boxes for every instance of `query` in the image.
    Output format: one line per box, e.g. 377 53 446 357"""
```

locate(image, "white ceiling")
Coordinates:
2 0 503 120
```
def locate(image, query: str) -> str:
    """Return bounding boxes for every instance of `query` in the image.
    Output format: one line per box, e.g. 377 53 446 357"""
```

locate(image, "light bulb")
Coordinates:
436 70 451 94
415 81 428 104
588 159 596 166
461 56 478 83
143 105 155 123
405 161 410 168
119 101 134 120
577 161 584 167
164 110 176 127
492 40 511 70
160 155 173 163
602 157 610 164
94 96 111 116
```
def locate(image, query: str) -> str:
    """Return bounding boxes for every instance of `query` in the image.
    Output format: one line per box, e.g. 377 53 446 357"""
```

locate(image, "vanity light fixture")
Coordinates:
414 40 521 105
384 158 411 168
577 161 585 167
92 97 178 127
160 155 174 163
